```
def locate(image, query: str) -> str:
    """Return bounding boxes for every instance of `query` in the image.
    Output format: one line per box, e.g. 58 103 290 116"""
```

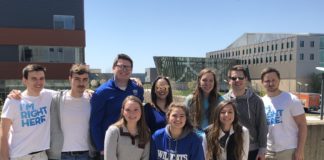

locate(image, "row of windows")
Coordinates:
239 53 315 65
19 45 83 63
240 54 293 65
299 53 315 60
211 40 317 59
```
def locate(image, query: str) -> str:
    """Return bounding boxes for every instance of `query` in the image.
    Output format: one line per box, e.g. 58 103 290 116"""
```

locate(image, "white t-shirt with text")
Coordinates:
1 89 55 158
262 91 304 152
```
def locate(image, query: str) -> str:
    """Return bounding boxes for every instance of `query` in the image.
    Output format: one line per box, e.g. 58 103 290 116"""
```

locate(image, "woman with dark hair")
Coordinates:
150 103 205 160
104 96 150 160
185 68 223 133
144 76 173 134
204 100 249 160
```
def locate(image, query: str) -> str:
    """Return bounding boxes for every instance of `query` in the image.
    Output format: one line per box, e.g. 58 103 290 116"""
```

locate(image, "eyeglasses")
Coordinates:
228 76 245 81
115 64 132 71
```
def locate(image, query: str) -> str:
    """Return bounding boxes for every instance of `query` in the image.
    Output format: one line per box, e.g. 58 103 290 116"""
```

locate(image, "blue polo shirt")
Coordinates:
90 79 144 151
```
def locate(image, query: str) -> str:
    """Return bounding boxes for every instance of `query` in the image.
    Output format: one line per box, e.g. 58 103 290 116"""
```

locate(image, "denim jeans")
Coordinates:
61 152 90 160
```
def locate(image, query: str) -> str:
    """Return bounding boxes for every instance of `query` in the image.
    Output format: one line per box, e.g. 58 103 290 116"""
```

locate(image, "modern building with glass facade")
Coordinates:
153 56 239 90
206 33 324 92
0 0 85 99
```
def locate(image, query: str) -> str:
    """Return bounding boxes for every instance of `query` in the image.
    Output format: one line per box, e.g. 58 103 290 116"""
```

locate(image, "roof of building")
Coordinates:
226 33 324 49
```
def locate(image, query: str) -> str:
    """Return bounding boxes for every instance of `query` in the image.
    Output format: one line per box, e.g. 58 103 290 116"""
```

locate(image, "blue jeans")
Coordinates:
61 152 90 160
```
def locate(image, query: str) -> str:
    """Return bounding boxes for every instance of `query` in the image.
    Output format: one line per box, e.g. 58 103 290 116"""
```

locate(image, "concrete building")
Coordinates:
206 33 324 92
145 68 158 83
0 0 85 99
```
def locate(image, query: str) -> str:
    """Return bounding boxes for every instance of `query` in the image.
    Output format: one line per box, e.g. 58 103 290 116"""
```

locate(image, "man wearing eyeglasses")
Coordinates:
222 65 268 160
89 53 144 159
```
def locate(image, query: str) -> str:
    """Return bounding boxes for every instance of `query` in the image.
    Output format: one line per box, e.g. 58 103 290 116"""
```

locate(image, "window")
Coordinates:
287 42 290 48
261 46 264 52
289 54 292 61
53 15 75 30
281 43 284 49
274 56 277 62
269 56 272 62
271 45 274 51
300 41 304 47
266 57 268 63
267 45 269 51
280 55 282 61
300 53 304 60
284 55 287 61
291 41 294 48
310 41 315 47
310 53 314 60
275 44 278 50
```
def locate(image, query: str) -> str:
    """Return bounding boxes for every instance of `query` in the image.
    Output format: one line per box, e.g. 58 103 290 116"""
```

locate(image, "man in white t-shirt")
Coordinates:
260 67 307 160
0 64 53 160
47 64 95 160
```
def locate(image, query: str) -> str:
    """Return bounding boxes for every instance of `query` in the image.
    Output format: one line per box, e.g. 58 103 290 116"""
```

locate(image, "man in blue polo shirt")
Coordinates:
89 54 144 159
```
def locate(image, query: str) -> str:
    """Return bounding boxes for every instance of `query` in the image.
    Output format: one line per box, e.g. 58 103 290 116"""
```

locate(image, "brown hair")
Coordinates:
69 64 89 77
261 67 281 82
113 53 133 68
22 64 46 79
227 65 250 81
114 96 150 146
205 100 244 160
166 103 193 131
189 68 220 129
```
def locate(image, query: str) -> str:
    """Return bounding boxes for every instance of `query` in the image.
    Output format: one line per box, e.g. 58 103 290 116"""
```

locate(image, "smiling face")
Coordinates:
113 59 133 82
219 104 235 129
168 107 186 130
23 71 45 96
228 70 247 92
122 100 142 125
199 72 215 96
154 78 170 100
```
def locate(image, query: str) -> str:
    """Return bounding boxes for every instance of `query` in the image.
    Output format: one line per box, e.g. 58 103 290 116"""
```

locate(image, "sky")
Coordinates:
84 0 324 73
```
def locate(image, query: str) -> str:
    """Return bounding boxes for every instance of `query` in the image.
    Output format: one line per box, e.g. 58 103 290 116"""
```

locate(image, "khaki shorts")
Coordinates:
12 151 47 160
265 148 295 160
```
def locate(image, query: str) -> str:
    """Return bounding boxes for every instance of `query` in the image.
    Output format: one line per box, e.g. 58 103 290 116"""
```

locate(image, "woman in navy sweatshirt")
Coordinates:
150 103 205 160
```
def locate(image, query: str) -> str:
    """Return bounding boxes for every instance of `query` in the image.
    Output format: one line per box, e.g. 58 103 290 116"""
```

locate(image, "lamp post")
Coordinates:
315 67 324 120
304 83 309 92
297 81 302 98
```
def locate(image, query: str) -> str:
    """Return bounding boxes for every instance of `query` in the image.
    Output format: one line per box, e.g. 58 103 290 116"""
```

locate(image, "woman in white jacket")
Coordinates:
204 100 249 160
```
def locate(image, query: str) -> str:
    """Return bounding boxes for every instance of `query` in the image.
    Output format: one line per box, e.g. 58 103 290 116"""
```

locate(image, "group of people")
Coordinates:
0 53 307 160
